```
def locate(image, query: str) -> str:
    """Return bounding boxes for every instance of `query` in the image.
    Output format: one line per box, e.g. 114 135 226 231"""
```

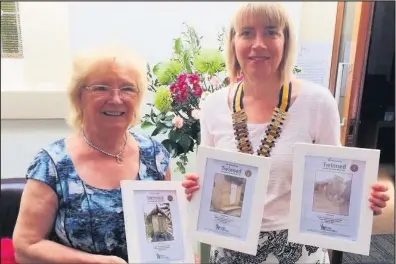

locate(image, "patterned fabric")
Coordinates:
25 131 170 262
209 230 329 264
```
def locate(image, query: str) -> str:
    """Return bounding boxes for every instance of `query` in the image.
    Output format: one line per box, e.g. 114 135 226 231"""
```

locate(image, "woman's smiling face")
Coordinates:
233 17 285 79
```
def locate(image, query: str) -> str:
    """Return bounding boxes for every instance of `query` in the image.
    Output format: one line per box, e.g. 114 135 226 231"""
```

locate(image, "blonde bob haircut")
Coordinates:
66 45 148 130
225 2 297 84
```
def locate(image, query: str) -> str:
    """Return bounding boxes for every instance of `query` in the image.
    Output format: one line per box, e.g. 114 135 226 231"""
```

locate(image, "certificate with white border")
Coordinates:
121 181 195 263
289 142 380 256
190 146 272 255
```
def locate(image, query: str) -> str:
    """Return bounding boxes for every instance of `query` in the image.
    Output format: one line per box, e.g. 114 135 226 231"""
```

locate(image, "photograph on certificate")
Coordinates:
134 190 185 263
300 156 365 241
196 158 258 241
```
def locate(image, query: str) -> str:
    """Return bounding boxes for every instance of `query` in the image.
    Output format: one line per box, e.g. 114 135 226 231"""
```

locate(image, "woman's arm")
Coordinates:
13 180 124 264
165 168 172 181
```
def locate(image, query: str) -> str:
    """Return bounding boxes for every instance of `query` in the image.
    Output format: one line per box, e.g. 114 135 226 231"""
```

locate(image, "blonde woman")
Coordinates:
12 46 171 263
182 3 390 264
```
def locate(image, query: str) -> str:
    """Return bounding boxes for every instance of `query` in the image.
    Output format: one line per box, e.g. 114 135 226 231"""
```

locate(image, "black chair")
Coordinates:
0 178 26 238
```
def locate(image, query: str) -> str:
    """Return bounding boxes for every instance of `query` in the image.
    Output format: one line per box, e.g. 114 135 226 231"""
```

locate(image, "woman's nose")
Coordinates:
252 36 267 49
108 90 123 104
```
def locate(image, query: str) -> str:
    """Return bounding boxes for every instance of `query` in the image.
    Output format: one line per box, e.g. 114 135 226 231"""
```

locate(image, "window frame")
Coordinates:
1 2 23 58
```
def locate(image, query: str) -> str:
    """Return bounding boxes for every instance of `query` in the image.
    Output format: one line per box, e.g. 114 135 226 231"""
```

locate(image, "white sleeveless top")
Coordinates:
199 80 342 231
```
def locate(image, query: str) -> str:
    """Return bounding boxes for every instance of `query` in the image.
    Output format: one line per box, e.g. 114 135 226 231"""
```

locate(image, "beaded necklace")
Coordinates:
231 81 292 156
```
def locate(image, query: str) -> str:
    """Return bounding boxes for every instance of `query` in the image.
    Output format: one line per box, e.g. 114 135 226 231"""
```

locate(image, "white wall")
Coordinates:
295 2 338 88
1 2 71 90
1 2 337 180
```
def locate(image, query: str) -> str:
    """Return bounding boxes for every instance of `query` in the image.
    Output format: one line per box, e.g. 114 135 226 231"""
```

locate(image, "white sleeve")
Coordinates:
314 89 342 146
199 98 215 147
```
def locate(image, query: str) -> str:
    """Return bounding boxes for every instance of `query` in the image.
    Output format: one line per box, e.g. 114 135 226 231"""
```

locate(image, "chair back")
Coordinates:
1 178 26 238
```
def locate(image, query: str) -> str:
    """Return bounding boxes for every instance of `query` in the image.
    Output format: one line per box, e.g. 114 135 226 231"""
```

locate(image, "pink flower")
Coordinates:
172 116 184 129
191 109 200 120
188 73 200 85
177 73 188 83
210 76 220 86
192 86 203 98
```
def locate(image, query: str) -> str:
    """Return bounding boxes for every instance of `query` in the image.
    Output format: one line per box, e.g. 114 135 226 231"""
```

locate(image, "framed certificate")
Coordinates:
289 142 380 256
120 181 195 263
190 146 272 255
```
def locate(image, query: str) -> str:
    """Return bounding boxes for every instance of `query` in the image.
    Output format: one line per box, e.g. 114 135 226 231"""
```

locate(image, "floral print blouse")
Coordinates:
25 131 170 262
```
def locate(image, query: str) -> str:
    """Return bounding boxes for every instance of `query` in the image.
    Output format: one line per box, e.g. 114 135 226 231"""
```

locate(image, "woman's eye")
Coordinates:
241 31 251 37
92 85 108 91
121 86 138 93
265 29 278 36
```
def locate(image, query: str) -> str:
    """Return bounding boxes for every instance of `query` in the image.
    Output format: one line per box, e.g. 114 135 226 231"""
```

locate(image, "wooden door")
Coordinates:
328 2 374 146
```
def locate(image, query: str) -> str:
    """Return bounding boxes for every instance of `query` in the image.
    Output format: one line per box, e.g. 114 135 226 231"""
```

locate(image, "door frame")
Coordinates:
329 2 375 146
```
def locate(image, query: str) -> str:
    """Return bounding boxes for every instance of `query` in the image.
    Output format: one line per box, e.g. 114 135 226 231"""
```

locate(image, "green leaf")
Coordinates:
152 63 162 77
155 112 166 123
141 120 154 129
175 162 186 174
150 109 157 124
178 134 193 153
151 123 169 136
161 139 178 156
174 38 182 54
164 114 174 122
183 52 192 74
168 129 183 142
160 120 173 128
196 131 201 145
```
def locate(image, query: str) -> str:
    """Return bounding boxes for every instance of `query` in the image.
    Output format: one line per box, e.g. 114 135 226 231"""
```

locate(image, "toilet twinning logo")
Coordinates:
221 163 251 178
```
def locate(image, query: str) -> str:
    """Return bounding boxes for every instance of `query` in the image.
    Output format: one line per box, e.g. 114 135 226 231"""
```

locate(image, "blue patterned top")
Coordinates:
25 132 170 262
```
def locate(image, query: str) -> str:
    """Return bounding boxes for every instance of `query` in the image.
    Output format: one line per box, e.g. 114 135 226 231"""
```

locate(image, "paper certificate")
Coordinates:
300 156 365 240
197 159 257 240
134 190 184 263
191 146 271 255
121 180 194 264
289 143 380 256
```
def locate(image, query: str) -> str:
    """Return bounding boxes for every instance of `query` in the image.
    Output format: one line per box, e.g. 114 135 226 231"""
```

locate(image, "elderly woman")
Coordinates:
12 46 171 264
182 3 390 264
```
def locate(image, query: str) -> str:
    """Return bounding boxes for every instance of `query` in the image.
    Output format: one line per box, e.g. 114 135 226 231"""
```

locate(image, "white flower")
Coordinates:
172 116 184 128
191 109 201 120
210 76 220 86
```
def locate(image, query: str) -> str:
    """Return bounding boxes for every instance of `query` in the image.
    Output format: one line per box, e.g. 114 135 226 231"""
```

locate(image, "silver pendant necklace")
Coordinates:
81 129 127 164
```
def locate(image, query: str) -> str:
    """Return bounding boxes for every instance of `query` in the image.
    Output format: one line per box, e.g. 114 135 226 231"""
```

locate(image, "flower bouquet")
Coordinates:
141 24 228 173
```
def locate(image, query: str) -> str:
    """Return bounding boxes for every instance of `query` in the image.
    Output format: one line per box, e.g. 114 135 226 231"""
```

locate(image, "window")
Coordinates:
1 2 23 58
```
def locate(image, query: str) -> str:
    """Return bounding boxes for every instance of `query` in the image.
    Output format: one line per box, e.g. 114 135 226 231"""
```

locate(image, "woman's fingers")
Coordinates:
186 193 192 201
185 173 199 181
182 173 200 201
370 204 383 215
182 180 198 188
185 185 200 195
371 183 388 192
369 197 387 208
371 191 390 202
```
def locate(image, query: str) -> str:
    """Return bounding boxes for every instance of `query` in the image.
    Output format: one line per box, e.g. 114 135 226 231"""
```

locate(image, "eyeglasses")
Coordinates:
84 84 139 98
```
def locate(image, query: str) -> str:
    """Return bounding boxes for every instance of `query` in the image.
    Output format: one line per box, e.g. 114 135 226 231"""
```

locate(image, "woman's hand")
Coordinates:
181 173 200 201
369 183 390 215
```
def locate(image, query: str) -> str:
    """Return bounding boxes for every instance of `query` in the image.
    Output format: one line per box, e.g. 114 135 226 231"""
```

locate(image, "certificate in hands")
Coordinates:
289 143 380 256
121 181 195 263
190 146 272 255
